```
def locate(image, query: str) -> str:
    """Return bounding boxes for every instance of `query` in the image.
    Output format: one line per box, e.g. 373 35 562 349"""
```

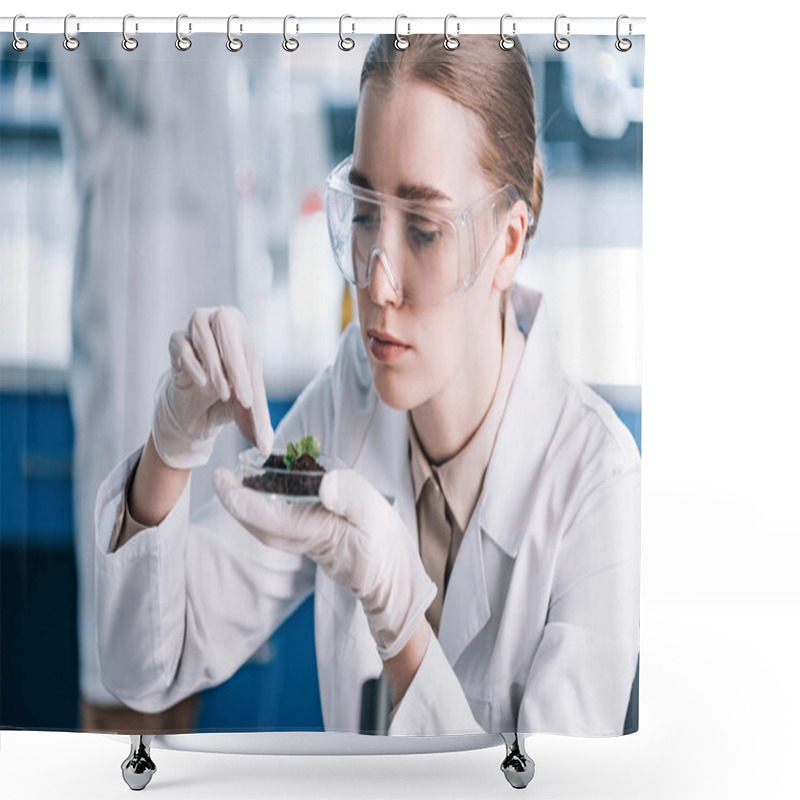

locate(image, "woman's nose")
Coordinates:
367 246 402 306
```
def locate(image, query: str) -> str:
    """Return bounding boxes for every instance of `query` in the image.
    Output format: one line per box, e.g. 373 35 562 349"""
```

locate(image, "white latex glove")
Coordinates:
212 466 437 661
152 306 274 469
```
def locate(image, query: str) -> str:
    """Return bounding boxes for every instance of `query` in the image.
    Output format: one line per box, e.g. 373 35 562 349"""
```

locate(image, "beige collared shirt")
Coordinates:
408 291 526 635
109 455 147 552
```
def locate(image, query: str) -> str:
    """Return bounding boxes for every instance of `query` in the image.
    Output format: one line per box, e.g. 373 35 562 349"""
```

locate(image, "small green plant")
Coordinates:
283 435 321 470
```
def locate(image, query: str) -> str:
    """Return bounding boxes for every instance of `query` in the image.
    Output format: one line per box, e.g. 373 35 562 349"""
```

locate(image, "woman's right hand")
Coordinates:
151 306 274 470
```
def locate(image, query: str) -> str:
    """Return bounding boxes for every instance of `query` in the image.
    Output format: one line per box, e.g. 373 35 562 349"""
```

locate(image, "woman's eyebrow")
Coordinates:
348 165 452 204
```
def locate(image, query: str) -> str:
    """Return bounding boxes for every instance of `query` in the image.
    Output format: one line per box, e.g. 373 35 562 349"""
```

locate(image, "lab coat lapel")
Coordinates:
479 285 568 558
359 396 491 668
439 286 568 666
437 505 491 667
351 392 419 549
360 394 490 669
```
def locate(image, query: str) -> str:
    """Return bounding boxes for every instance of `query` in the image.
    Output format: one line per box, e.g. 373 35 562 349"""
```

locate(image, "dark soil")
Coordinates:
242 452 326 496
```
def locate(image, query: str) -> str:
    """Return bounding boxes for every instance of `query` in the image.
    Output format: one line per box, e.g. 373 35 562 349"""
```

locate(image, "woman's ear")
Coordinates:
492 198 528 291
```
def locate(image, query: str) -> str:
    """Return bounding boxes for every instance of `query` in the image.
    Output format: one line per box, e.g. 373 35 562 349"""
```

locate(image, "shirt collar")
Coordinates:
407 291 527 533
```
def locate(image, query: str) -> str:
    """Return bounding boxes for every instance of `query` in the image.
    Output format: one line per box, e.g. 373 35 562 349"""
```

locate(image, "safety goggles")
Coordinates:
324 154 533 306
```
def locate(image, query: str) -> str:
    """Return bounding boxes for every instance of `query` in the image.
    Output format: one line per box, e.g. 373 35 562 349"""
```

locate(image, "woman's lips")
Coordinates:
368 332 410 363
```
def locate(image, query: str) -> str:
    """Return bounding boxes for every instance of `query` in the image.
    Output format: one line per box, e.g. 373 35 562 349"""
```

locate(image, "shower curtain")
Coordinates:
0 21 644 760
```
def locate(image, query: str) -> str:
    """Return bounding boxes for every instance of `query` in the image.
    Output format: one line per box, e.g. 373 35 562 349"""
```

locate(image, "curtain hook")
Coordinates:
553 14 570 52
443 13 460 51
122 14 139 51
394 15 410 50
339 14 355 51
63 13 80 51
175 13 192 51
499 14 515 50
227 15 243 52
615 15 633 52
12 14 29 52
283 15 299 52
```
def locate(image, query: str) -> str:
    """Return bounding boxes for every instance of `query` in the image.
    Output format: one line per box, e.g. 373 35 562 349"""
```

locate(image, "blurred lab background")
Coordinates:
0 33 643 731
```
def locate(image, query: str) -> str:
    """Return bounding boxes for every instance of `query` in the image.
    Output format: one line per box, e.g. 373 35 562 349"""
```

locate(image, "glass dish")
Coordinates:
236 446 345 503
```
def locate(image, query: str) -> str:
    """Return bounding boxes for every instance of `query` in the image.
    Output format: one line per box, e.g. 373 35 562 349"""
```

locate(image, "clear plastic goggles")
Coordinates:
324 154 533 306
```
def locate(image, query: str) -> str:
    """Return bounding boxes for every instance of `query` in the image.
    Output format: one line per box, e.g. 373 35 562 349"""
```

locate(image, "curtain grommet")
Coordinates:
63 13 80 51
175 14 192 51
226 15 243 52
121 14 138 51
499 14 515 50
283 15 299 52
12 14 29 51
553 14 570 52
338 14 355 51
443 14 460 51
615 15 633 51
394 14 410 50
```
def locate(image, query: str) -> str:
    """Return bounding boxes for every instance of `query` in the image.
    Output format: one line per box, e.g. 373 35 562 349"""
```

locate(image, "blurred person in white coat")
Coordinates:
93 35 640 739
54 33 245 732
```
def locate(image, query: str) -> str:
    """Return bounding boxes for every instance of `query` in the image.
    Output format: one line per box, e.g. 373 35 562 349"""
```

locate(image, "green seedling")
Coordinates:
283 435 321 470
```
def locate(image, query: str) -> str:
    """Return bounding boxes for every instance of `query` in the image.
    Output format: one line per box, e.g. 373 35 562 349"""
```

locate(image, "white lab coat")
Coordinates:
94 283 641 737
53 33 252 707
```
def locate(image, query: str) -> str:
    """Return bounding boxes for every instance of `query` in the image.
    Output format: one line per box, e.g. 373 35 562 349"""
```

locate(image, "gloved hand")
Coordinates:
152 306 274 470
213 466 437 661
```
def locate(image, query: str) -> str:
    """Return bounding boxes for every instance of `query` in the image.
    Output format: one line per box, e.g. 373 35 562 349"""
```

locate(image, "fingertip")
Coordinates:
238 382 253 410
257 426 274 459
318 469 339 509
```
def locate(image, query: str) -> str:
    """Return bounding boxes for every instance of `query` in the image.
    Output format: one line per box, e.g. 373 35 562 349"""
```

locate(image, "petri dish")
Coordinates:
236 446 345 503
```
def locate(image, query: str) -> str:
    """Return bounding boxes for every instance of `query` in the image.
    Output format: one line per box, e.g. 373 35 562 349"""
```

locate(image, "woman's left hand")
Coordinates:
213 467 437 661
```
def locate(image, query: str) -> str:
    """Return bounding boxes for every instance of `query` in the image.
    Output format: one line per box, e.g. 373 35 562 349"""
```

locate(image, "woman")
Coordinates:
95 34 640 738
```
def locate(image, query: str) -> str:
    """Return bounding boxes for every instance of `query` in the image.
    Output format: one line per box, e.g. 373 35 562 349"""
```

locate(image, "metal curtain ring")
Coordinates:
553 14 570 51
63 13 80 51
338 14 355 51
175 14 192 50
443 14 459 50
394 14 410 50
12 15 29 52
122 14 138 51
615 14 632 51
499 14 515 50
283 15 299 52
227 15 243 52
